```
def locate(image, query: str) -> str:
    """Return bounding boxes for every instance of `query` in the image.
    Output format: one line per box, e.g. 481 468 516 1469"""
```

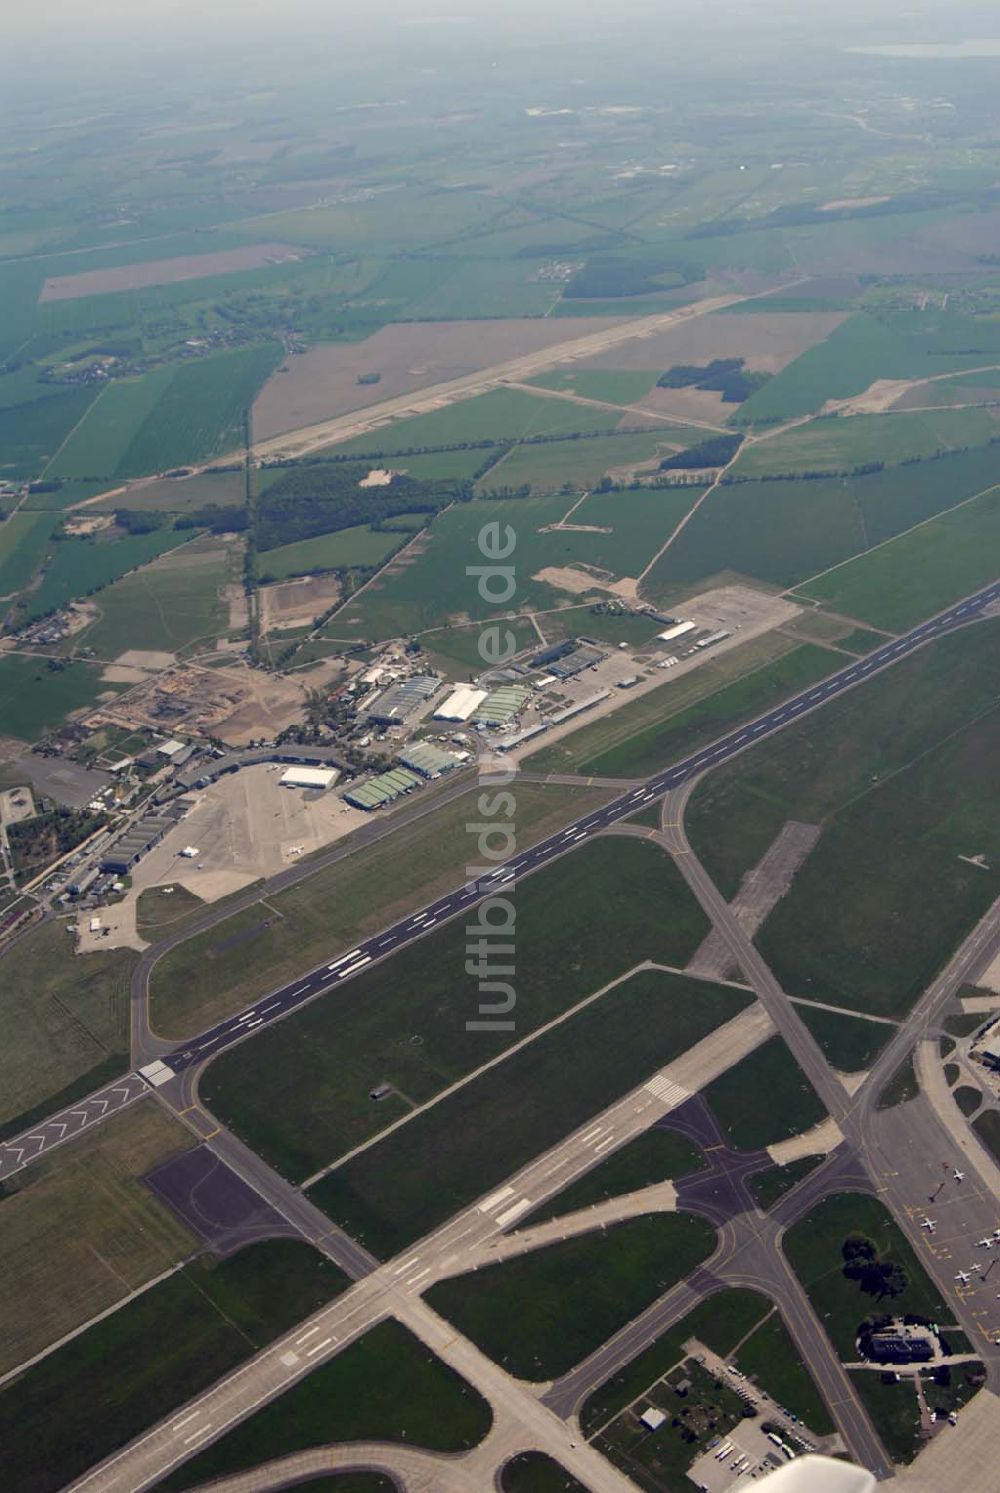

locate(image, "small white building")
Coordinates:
280 766 339 791
640 1407 667 1432
434 686 488 722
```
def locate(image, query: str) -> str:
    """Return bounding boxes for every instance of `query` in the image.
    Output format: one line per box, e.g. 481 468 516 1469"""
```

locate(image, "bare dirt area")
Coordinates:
128 763 368 903
114 648 176 671
575 310 848 376
253 316 630 439
39 244 307 302
820 195 890 211
629 384 733 426
259 573 343 631
84 658 314 746
532 564 618 597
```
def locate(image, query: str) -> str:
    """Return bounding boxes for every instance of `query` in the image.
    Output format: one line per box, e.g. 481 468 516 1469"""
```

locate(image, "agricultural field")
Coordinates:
0 920 135 1137
38 243 308 300
736 308 1000 424
158 1321 492 1493
202 839 714 1185
327 386 626 456
0 1104 197 1375
644 443 1000 597
21 528 188 624
701 1036 826 1149
426 1214 717 1380
797 480 1000 631
0 1239 349 1493
150 780 614 1037
47 345 280 483
475 429 699 494
0 386 100 483
0 653 123 743
525 630 803 774
309 968 747 1257
689 619 1000 1019
89 468 247 514
731 406 1000 479
257 522 413 581
73 538 234 658
0 510 58 597
332 488 706 642
253 318 615 441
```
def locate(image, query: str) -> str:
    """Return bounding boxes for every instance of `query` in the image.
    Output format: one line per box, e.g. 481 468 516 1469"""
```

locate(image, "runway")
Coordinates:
157 578 1000 1082
1 578 996 1185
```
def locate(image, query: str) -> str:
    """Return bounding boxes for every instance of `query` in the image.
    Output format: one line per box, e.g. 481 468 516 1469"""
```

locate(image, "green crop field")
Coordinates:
47 345 279 482
89 468 246 513
151 779 611 1038
22 528 188 624
0 653 123 743
0 1240 349 1493
689 620 1000 1019
0 920 135 1135
526 631 800 774
477 431 700 496
258 522 411 580
427 1214 717 1381
202 839 713 1184
75 540 232 657
0 386 100 482
797 480 1000 631
644 444 1000 597
158 1320 492 1493
702 1036 826 1149
329 387 622 458
0 510 58 597
731 407 999 479
45 369 175 480
737 309 1000 424
309 968 746 1257
334 488 706 641
0 1104 196 1375
520 1127 704 1228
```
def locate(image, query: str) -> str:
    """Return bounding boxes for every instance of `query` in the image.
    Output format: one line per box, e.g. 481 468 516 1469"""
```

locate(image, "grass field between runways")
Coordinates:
200 838 714 1183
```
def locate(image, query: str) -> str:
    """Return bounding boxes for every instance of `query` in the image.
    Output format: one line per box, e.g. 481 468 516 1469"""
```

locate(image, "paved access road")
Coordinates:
156 578 1000 1083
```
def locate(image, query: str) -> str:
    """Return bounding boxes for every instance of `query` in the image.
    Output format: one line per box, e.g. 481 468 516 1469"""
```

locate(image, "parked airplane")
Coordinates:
977 1238 994 1248
955 1270 973 1284
920 1217 936 1231
954 1170 966 1182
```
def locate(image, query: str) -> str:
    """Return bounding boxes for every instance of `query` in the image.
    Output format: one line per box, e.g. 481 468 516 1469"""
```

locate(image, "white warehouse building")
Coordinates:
280 766 339 791
434 686 488 722
657 619 697 643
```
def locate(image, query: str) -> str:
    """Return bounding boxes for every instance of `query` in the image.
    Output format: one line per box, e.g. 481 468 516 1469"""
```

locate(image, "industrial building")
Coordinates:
548 643 606 680
366 675 441 725
473 685 531 726
344 766 423 810
279 765 339 791
434 686 488 722
979 1029 1000 1069
657 619 696 643
100 807 185 874
867 1331 935 1365
695 628 731 650
396 743 462 779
